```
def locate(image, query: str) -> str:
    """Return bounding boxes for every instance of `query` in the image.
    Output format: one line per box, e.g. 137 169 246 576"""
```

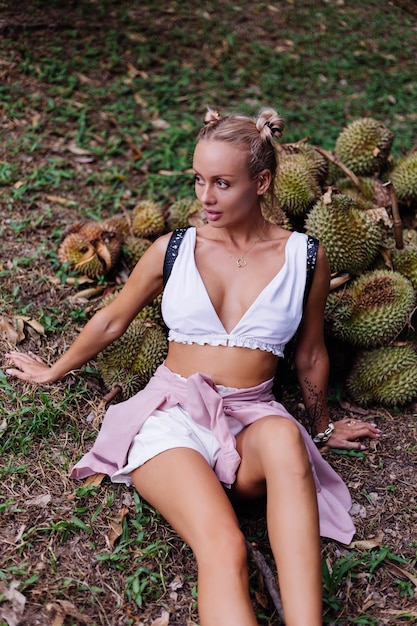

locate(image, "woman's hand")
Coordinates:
326 418 381 451
5 351 59 384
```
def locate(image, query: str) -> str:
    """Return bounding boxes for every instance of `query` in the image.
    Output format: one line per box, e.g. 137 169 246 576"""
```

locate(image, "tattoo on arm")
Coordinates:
304 377 325 435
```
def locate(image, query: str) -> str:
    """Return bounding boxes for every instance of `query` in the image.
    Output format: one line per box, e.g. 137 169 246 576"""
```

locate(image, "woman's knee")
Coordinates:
254 417 310 471
195 523 248 570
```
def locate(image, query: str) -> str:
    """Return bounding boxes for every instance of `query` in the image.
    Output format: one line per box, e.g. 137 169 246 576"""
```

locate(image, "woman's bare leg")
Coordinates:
233 416 322 626
132 448 258 626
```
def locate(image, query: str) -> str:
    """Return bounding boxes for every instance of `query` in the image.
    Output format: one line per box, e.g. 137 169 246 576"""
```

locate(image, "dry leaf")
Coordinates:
329 272 351 290
47 599 92 625
45 194 74 206
349 538 381 550
17 317 45 336
83 473 105 487
108 507 129 548
169 576 183 592
385 562 417 587
72 286 107 300
0 418 7 437
15 318 25 343
150 610 170 626
151 118 170 130
0 580 26 626
0 316 19 345
26 494 51 508
67 141 93 155
348 529 384 550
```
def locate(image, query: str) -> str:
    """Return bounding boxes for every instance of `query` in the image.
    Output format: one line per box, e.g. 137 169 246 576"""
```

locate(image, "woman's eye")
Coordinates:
217 180 229 189
194 174 203 184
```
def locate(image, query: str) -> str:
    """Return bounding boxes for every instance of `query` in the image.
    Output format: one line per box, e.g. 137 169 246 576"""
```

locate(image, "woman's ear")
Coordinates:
257 169 272 195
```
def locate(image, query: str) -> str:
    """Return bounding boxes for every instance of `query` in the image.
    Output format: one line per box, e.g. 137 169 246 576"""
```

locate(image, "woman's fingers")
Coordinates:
4 351 51 383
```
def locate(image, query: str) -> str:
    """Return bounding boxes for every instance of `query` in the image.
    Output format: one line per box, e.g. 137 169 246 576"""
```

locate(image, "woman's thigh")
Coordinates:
132 448 242 554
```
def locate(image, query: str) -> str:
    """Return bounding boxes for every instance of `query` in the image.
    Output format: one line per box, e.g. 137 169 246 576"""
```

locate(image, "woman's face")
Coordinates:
193 139 263 227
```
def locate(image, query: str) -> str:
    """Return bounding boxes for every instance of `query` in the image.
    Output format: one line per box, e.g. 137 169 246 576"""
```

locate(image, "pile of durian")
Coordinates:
58 117 417 407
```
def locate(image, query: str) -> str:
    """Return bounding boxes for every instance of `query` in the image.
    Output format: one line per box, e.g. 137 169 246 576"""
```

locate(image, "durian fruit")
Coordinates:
347 344 417 406
391 242 417 290
132 200 166 238
58 221 123 278
274 154 322 217
165 197 205 230
261 200 291 229
389 151 417 204
334 117 394 176
325 269 415 349
280 142 329 186
305 191 383 274
102 214 132 240
136 294 163 326
122 235 153 271
100 292 163 326
97 319 168 399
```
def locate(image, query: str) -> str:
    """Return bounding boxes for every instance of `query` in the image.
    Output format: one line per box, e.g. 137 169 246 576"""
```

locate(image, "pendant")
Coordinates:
236 257 247 268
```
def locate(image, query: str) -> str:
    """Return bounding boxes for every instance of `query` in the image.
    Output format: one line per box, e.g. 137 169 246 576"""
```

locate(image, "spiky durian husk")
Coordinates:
391 244 417 290
102 214 131 240
274 155 322 217
305 192 383 274
165 198 205 231
132 200 166 238
403 228 417 246
335 118 394 176
390 151 417 203
97 319 168 399
57 232 105 279
122 235 153 271
58 221 123 278
325 269 415 348
261 196 291 228
347 345 417 406
136 294 163 325
100 292 163 326
280 143 329 185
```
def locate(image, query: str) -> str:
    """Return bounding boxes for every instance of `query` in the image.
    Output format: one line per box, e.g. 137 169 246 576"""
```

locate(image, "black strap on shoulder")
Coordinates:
272 234 319 400
304 235 319 308
162 227 190 287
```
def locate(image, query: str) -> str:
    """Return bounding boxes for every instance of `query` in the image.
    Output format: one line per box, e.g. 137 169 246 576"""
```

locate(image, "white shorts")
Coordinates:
111 401 245 486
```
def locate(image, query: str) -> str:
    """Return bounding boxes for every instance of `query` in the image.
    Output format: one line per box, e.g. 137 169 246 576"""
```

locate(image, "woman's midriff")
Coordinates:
164 341 280 388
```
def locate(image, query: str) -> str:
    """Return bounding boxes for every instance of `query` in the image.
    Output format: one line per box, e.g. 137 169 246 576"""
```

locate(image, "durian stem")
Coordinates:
384 181 403 250
314 146 363 192
246 541 285 624
102 385 123 405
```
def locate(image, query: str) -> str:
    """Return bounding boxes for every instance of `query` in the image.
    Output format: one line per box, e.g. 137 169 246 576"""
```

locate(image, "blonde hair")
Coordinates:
198 107 285 218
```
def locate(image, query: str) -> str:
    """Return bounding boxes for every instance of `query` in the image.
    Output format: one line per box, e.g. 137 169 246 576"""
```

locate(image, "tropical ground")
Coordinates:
1 1 417 625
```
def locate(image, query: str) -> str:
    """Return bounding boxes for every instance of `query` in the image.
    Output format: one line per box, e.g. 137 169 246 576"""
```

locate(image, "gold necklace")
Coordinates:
224 223 266 268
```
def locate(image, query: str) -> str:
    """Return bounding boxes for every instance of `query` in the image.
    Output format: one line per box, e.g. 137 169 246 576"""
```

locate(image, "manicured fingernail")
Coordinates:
360 445 367 451
6 369 12 374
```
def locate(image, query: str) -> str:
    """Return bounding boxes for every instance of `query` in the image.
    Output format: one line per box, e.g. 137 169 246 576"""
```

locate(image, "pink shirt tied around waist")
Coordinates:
71 364 355 544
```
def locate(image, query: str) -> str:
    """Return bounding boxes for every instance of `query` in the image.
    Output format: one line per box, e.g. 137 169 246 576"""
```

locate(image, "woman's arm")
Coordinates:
5 233 170 384
294 244 380 450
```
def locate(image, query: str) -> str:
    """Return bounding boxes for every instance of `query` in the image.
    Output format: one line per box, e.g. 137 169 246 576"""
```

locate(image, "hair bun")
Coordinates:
256 108 285 140
204 107 222 125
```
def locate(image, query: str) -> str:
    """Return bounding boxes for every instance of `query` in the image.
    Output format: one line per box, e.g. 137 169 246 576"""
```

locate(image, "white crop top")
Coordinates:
161 228 308 357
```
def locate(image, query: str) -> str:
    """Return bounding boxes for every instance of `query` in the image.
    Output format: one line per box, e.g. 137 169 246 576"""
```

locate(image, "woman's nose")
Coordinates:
199 183 214 204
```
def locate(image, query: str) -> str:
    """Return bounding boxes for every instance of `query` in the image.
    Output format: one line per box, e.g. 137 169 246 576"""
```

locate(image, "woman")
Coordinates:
6 107 379 626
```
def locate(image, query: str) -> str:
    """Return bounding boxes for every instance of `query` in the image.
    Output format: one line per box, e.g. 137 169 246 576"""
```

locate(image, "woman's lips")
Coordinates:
205 209 222 221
